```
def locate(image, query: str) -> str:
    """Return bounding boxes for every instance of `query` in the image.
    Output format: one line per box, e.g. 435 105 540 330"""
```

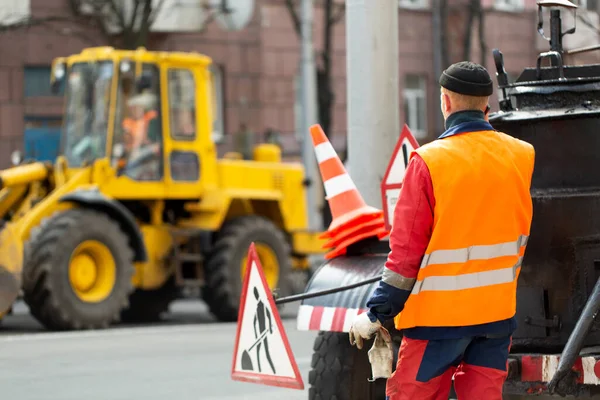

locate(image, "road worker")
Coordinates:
349 61 535 400
120 90 162 180
122 91 159 154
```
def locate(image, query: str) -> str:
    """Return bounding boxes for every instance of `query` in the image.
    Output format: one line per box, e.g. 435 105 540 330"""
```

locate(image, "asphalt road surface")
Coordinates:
0 301 574 400
0 300 317 400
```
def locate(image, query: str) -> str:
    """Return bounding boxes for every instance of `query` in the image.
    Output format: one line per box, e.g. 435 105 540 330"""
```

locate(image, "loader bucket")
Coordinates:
0 222 22 313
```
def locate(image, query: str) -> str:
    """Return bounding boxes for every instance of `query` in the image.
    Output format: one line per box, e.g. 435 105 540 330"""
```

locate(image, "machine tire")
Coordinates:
308 332 461 400
22 209 135 330
202 215 292 322
308 331 389 400
120 277 178 323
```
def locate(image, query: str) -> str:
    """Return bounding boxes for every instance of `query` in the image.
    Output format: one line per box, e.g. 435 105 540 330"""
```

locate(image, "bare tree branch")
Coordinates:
134 0 154 48
67 0 83 16
478 2 487 67
577 12 600 35
0 15 75 32
0 11 102 47
148 0 168 25
440 0 449 68
127 0 142 33
107 0 127 30
323 0 333 59
330 3 345 25
284 0 302 37
463 0 476 61
41 21 100 46
0 0 176 50
68 0 116 46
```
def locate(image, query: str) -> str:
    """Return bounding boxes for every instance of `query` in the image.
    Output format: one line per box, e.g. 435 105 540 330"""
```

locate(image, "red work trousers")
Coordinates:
385 335 512 400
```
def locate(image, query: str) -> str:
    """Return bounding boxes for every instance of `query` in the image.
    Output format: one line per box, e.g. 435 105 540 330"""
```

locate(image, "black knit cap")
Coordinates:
439 61 493 97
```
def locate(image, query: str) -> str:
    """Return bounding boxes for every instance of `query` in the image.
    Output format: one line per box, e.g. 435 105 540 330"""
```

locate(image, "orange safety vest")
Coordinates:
123 110 158 149
394 129 535 330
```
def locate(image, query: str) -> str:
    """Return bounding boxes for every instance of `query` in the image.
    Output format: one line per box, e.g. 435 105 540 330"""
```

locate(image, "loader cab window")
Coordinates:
112 63 163 181
63 61 114 167
167 67 200 182
168 69 196 140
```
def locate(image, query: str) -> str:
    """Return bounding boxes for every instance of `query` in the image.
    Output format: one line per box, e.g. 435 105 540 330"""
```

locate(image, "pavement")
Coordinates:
0 300 565 400
0 300 317 400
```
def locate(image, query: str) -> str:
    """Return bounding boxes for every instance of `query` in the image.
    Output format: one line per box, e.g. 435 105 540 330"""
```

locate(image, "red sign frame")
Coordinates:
231 243 305 390
380 124 420 231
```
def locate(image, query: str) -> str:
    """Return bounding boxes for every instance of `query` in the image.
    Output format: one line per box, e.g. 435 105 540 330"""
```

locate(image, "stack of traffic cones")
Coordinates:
310 124 389 259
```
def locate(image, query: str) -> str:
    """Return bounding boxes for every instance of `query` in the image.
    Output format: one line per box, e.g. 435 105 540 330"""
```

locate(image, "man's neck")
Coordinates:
445 110 486 130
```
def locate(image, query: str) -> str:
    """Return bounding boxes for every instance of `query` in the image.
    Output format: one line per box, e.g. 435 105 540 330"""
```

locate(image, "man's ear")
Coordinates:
441 92 451 114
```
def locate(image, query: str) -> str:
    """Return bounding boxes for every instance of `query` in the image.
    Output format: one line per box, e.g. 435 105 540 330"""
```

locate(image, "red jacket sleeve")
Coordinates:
385 153 435 278
366 153 435 323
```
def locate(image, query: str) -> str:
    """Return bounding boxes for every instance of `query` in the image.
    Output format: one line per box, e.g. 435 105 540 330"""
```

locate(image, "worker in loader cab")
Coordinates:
349 61 535 399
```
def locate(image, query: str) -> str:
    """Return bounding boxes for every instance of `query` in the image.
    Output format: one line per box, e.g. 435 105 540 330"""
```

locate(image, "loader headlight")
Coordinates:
10 150 22 166
120 60 132 74
53 63 65 80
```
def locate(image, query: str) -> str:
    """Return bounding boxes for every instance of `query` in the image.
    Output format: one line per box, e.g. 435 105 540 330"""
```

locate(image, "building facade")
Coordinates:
0 0 598 167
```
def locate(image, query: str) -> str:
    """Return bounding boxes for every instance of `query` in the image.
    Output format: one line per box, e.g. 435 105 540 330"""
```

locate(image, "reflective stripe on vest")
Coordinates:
412 256 523 295
420 235 528 269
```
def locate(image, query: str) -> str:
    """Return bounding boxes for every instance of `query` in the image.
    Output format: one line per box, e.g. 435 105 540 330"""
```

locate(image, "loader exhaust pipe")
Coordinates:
547 275 600 395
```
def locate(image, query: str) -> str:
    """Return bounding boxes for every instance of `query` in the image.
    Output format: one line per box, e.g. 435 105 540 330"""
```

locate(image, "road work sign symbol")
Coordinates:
231 243 304 390
380 124 420 231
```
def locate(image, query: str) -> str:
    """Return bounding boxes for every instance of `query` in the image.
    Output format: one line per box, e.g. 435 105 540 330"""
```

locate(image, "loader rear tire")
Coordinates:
309 331 389 400
22 209 135 330
120 277 178 323
202 215 292 322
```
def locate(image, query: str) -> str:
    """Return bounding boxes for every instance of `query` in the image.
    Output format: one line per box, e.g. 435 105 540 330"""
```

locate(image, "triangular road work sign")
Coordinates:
231 243 304 390
380 124 420 231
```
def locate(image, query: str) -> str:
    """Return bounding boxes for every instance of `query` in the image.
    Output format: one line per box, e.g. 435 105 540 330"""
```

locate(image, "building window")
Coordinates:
494 0 524 11
399 0 428 9
24 117 63 162
577 0 597 11
168 68 196 140
404 74 427 138
210 64 225 143
24 66 64 97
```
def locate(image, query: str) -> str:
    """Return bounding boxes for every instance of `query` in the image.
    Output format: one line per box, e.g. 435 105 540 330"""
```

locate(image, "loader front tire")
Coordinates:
22 209 135 330
202 216 292 322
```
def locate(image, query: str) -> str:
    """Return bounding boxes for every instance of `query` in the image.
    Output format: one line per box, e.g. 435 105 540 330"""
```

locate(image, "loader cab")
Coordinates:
51 47 219 199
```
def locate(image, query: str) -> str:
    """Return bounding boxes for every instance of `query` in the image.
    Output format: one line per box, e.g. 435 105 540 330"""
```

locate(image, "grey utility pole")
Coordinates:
300 0 322 231
345 0 400 209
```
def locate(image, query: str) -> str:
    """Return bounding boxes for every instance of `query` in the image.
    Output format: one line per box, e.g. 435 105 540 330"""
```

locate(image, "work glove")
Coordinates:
368 327 393 381
349 312 382 350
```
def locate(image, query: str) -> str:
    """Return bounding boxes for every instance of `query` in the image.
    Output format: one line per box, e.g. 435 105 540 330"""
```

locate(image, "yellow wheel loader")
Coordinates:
0 46 326 330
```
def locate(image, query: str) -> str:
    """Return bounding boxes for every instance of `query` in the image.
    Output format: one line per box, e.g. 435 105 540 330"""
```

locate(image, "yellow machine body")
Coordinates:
0 47 327 330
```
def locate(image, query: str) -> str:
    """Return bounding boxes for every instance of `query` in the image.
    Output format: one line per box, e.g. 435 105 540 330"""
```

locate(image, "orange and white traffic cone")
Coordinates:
322 219 384 249
310 124 383 237
324 225 389 259
309 124 388 258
